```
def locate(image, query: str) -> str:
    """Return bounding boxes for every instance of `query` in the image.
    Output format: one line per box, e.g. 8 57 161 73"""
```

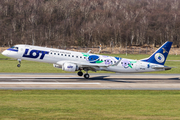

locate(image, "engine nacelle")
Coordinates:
62 63 79 72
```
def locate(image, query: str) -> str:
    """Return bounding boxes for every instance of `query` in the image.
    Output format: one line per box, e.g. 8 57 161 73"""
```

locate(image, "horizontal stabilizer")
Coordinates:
151 66 172 70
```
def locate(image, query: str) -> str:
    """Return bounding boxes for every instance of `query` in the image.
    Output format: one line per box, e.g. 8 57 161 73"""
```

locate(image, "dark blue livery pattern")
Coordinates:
67 66 73 68
7 48 18 52
23 49 49 59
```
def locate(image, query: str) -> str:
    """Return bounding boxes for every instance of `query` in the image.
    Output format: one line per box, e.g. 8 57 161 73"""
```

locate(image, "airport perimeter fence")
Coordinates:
0 45 179 55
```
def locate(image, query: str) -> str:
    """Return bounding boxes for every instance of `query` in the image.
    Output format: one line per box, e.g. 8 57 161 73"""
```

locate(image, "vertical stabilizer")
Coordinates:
141 41 173 65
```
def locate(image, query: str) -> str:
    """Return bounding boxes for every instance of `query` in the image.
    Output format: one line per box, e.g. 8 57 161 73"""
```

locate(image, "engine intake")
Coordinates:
62 63 79 72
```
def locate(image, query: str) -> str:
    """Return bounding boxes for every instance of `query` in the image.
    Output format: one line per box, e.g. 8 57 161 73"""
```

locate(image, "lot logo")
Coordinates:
155 53 165 63
67 66 73 68
23 49 49 59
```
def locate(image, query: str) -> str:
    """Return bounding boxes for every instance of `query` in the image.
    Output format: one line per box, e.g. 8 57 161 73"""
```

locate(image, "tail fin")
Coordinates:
141 41 173 65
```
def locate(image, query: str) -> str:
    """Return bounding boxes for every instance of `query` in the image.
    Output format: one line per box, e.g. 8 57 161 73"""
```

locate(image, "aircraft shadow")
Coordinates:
34 76 133 83
21 76 180 83
88 76 180 83
88 76 135 83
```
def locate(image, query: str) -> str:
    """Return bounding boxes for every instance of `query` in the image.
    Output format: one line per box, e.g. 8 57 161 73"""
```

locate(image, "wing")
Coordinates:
56 59 122 71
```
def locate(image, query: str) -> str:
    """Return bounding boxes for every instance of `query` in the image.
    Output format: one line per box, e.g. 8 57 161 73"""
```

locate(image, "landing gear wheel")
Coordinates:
77 71 83 76
17 59 21 67
84 73 90 79
17 64 21 67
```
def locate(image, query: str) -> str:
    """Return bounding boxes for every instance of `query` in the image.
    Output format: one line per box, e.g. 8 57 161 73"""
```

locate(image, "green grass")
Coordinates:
0 90 180 119
0 53 179 73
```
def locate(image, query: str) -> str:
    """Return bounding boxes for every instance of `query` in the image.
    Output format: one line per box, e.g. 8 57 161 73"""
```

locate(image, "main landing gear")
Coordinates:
77 71 83 76
77 70 90 79
17 59 21 67
84 73 89 79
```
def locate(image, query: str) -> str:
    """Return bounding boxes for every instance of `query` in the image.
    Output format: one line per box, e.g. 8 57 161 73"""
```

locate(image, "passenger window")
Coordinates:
65 54 67 56
76 56 78 58
68 55 70 57
61 54 63 56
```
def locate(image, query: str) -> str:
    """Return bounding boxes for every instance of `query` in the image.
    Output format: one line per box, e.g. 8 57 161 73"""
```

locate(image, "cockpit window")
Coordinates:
11 46 18 50
7 46 19 52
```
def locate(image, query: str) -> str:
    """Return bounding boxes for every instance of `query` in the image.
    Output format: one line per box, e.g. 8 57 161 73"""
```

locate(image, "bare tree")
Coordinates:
0 0 180 48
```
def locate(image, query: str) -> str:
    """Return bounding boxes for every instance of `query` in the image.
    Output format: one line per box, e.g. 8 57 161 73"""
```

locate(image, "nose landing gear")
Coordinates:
17 59 21 67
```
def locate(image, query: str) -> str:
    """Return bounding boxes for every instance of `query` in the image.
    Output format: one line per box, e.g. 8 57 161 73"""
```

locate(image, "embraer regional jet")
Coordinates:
2 41 172 79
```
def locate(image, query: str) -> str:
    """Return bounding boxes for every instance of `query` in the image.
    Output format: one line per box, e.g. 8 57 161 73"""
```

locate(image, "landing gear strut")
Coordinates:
17 59 21 67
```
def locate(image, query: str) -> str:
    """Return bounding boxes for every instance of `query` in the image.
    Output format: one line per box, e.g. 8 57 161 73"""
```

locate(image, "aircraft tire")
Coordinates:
77 71 83 76
17 64 21 67
84 73 89 79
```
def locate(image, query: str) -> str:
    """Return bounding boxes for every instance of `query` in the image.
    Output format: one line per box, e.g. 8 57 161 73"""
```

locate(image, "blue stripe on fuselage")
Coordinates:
7 48 18 52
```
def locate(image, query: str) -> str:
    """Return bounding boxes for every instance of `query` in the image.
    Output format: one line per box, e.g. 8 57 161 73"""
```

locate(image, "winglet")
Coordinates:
109 58 122 66
87 50 91 54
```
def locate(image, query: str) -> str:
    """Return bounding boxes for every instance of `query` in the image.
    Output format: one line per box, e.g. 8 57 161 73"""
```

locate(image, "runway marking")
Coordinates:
13 79 43 80
0 77 82 79
0 82 101 85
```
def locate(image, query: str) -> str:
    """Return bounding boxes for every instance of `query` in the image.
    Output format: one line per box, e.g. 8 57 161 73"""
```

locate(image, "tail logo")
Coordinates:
162 48 168 54
155 53 165 63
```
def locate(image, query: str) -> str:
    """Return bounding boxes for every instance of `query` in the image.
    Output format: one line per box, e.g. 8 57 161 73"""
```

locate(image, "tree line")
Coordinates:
0 0 180 48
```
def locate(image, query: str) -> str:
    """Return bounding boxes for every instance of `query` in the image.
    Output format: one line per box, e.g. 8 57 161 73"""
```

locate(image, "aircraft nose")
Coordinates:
2 50 8 56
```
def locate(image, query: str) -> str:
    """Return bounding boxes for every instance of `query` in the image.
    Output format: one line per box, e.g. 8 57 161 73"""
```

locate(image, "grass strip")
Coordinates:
0 90 180 119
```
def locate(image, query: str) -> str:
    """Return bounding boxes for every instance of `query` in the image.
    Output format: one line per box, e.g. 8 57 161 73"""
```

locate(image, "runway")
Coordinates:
0 73 180 90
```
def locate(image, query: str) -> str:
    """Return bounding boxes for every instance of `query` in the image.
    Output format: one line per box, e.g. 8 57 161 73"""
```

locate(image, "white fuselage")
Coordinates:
2 44 165 73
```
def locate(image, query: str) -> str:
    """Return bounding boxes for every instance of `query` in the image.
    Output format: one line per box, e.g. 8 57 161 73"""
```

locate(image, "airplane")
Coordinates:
2 41 173 79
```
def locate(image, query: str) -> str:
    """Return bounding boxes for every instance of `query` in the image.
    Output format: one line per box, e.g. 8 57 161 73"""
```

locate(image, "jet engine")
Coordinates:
62 63 79 72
